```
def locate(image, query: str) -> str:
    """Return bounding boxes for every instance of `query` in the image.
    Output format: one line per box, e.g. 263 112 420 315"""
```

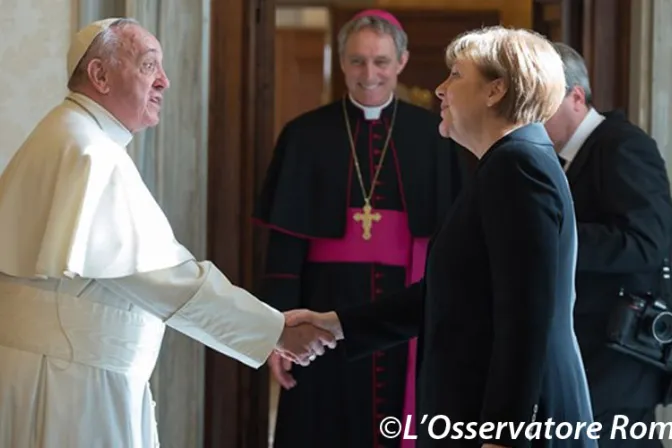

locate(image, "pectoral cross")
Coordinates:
353 202 381 240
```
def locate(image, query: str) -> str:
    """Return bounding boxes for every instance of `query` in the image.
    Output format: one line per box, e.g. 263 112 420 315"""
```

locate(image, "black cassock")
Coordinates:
253 96 470 448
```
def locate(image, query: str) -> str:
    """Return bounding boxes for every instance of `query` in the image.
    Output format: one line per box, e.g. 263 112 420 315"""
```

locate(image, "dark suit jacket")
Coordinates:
338 124 596 448
568 111 672 414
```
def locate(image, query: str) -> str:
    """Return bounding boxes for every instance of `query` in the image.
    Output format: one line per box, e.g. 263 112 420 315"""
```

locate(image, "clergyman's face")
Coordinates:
340 27 408 107
105 25 169 132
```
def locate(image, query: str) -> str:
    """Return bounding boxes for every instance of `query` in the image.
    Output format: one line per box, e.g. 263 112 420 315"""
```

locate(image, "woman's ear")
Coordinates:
486 78 507 108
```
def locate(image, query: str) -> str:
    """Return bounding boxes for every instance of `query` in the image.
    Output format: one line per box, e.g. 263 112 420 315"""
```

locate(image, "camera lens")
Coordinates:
652 312 672 344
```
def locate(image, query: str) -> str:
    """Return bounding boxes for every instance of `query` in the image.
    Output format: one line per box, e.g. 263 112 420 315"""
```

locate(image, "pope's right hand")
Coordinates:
268 352 296 390
275 322 336 366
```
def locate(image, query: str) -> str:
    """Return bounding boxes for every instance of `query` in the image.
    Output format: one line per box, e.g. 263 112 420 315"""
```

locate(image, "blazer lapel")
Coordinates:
565 142 591 186
565 119 606 186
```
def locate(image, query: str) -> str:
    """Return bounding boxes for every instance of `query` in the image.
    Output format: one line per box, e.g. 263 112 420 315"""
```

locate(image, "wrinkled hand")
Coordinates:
275 322 336 366
268 309 343 388
268 351 296 390
284 309 344 341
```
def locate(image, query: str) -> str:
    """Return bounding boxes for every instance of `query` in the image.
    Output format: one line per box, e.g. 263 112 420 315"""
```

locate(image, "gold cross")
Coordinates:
353 203 381 240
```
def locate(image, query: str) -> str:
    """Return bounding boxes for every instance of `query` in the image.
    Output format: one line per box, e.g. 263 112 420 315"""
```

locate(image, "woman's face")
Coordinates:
435 58 492 148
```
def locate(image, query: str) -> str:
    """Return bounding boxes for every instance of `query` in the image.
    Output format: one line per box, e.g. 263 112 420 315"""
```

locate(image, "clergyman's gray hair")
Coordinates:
337 15 408 61
552 42 593 105
68 18 140 90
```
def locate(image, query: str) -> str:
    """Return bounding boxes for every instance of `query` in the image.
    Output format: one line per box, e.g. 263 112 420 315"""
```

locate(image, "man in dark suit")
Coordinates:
544 43 672 447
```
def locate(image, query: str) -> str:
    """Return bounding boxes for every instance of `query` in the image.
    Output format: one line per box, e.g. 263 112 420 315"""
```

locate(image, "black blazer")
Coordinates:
338 124 596 448
567 111 672 414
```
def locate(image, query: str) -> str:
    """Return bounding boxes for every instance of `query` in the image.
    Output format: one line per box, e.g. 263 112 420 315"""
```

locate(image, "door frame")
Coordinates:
205 0 275 446
204 2 633 446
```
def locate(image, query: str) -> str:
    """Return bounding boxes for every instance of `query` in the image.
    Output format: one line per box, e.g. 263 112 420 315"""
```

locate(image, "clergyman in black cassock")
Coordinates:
253 93 468 447
252 9 469 448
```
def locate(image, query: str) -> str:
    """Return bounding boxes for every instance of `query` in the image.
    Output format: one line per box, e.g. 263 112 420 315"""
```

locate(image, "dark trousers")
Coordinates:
595 408 664 447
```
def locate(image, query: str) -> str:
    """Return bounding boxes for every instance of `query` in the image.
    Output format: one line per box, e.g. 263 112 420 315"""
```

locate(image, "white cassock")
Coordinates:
0 92 285 447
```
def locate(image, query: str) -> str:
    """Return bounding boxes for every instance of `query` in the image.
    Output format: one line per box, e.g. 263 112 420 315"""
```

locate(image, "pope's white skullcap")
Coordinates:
67 18 123 80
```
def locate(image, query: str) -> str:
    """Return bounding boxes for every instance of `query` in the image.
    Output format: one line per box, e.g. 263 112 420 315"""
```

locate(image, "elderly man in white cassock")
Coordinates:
0 17 335 448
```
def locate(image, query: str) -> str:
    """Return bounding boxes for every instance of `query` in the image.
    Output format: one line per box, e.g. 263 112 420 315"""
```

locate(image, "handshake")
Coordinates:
272 309 343 388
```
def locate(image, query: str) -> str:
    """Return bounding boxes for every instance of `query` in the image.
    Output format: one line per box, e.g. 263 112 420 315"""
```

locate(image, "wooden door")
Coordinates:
581 0 631 113
205 0 275 446
532 0 631 113
328 8 501 112
274 28 328 140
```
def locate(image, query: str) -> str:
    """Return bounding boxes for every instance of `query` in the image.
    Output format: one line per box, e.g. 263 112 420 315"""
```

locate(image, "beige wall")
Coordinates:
629 0 672 176
0 0 74 173
631 1 672 443
1 1 209 445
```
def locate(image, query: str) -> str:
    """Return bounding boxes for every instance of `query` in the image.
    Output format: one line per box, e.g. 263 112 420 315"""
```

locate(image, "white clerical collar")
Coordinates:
65 92 133 147
558 107 605 171
348 93 394 120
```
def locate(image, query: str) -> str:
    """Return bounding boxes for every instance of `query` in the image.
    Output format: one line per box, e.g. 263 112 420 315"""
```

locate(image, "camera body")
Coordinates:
607 288 672 372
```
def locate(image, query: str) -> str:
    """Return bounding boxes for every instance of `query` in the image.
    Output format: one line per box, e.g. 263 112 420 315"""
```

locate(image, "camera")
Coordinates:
606 288 672 372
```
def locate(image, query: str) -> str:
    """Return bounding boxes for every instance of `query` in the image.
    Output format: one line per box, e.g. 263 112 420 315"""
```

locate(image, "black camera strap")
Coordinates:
660 257 672 404
661 257 672 307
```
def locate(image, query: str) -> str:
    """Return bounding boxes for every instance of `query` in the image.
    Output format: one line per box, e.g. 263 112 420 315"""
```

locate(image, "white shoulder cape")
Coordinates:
0 93 194 279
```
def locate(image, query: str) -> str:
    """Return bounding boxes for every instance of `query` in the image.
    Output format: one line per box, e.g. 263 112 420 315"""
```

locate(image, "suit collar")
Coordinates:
564 110 624 184
478 123 552 166
559 108 605 171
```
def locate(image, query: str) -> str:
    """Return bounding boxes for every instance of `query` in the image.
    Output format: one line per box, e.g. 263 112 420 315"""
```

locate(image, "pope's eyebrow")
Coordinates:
137 48 159 60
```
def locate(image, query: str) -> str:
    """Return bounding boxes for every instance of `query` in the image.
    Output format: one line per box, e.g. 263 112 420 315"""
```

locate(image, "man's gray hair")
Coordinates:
337 15 408 61
68 18 140 90
552 42 593 105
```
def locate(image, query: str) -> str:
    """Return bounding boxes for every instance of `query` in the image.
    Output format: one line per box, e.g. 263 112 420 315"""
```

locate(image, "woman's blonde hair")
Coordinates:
444 26 566 124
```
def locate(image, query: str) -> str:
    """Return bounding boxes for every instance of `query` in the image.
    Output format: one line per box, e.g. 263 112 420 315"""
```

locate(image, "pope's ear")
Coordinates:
86 59 111 94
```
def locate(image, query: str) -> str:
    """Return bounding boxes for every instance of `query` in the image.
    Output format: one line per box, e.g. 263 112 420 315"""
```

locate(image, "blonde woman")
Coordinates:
288 27 597 447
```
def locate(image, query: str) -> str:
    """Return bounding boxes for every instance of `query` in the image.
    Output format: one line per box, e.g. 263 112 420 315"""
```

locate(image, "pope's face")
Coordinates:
105 25 169 132
340 28 408 107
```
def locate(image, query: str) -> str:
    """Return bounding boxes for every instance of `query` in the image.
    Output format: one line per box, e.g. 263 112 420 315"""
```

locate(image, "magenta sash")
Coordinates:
307 208 427 447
